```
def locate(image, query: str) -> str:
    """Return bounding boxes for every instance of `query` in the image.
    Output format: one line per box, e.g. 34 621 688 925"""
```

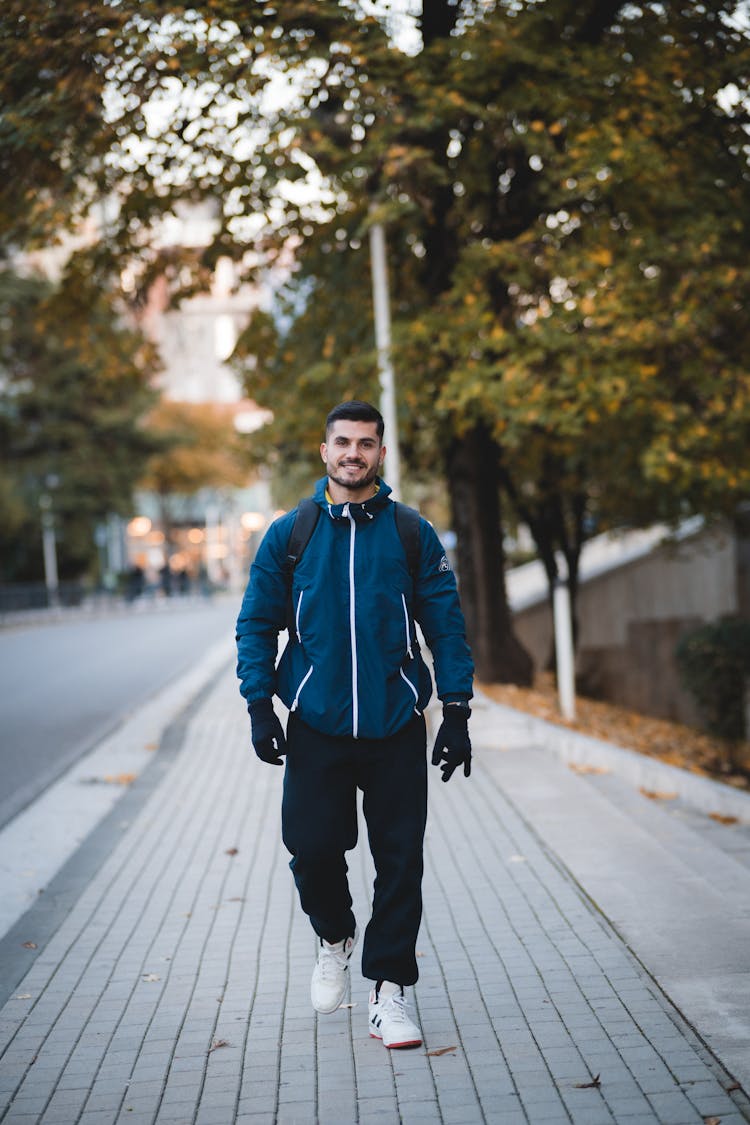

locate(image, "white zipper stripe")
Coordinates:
291 665 313 711
399 666 419 704
401 594 413 659
295 589 304 642
347 509 359 738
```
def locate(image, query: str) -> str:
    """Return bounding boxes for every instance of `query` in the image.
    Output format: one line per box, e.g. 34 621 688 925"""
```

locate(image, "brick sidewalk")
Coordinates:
0 670 748 1124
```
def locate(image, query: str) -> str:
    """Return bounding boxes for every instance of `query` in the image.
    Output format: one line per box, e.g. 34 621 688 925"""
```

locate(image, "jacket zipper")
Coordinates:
401 594 413 659
345 505 359 738
295 589 304 643
291 665 313 711
400 593 418 706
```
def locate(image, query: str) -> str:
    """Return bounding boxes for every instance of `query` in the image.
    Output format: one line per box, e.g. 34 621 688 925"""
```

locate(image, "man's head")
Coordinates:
321 401 386 501
325 400 384 441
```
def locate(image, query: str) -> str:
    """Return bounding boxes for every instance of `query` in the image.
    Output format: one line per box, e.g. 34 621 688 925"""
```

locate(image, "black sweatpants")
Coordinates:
282 711 428 987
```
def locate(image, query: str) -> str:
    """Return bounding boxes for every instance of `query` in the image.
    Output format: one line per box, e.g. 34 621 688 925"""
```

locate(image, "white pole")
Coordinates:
369 219 402 500
39 494 59 607
552 563 576 721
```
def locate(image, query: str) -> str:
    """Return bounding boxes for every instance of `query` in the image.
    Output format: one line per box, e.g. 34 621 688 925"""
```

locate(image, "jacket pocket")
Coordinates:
290 663 314 711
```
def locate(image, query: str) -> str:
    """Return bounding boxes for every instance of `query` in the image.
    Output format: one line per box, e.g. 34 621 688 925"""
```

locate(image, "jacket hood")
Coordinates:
312 475 393 523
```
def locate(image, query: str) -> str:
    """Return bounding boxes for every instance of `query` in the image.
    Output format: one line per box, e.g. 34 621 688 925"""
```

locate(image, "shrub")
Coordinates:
675 619 750 745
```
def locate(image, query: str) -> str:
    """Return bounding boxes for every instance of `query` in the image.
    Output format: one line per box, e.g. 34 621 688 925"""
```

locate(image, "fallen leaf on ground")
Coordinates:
227 897 244 902
726 1082 741 1092
569 763 610 775
141 973 160 982
144 743 158 750
415 951 425 958
574 1074 601 1089
208 1039 229 1053
22 942 37 949
478 674 750 788
704 1117 721 1125
708 813 738 825
639 788 678 801
426 1046 457 1056
225 847 239 856
81 773 137 786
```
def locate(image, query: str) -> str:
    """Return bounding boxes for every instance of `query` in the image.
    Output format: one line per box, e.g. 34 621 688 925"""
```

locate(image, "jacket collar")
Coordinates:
313 476 392 523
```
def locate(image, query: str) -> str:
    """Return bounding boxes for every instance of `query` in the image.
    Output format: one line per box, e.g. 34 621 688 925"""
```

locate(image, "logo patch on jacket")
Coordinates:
439 555 451 572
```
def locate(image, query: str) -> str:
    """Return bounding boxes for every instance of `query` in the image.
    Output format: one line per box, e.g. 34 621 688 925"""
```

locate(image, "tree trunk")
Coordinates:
446 424 534 685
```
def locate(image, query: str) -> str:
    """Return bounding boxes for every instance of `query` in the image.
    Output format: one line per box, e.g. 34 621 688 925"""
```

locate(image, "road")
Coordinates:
0 595 240 829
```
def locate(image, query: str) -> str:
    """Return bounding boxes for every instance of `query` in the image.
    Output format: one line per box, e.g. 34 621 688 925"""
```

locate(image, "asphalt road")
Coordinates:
0 595 240 829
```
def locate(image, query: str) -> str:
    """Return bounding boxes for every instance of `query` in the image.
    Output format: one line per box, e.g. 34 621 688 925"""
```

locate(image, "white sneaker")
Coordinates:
368 982 422 1048
310 927 358 1014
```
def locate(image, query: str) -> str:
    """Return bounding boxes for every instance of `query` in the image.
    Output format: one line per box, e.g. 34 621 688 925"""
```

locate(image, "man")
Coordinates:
236 400 474 1049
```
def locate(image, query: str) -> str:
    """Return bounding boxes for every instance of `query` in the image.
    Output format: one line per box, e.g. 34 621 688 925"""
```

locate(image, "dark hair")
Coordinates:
325 400 384 439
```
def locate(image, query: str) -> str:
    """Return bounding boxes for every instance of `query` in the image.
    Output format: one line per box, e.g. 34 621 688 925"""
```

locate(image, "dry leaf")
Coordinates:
144 743 158 750
225 847 239 856
639 788 677 801
22 942 37 949
477 674 750 789
82 773 137 786
726 1083 741 1093
142 973 160 982
208 1039 229 1053
704 1117 721 1125
574 1074 601 1089
569 763 610 775
709 813 738 825
426 1046 457 1056
227 896 244 902
415 951 425 958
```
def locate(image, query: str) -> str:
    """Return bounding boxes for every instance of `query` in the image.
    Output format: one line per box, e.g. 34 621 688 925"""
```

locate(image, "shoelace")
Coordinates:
318 944 349 981
380 990 408 1022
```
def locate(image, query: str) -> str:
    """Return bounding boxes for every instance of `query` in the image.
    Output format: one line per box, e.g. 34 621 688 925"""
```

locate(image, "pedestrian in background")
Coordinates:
236 400 474 1049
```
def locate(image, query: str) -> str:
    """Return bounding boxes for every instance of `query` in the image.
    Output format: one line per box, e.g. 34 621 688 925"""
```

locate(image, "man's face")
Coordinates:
321 420 385 494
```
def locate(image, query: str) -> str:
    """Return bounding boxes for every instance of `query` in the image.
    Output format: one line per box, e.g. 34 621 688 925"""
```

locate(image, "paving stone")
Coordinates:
0 674 748 1125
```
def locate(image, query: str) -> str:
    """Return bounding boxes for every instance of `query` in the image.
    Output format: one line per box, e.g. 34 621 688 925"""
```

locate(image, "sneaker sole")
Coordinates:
312 979 350 1014
369 1030 422 1049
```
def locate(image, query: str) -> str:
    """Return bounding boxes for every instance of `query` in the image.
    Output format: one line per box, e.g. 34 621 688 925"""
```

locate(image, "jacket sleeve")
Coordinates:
235 513 294 708
413 519 474 703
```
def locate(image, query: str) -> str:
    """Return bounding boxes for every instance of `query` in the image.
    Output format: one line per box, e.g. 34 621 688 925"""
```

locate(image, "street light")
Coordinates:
39 492 59 608
369 217 402 499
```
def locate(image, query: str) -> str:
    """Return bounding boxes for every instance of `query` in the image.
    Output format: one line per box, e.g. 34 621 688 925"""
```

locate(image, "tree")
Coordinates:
2 0 748 679
0 264 160 580
139 399 255 554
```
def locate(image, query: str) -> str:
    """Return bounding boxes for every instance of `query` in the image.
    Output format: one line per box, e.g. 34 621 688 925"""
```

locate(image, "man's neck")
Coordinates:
326 479 378 505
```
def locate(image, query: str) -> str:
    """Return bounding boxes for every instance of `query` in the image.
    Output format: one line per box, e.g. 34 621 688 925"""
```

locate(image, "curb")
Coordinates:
472 693 750 824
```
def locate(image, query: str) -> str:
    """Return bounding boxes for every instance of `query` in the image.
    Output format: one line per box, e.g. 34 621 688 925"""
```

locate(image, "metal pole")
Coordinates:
552 568 576 721
39 494 60 608
369 219 402 500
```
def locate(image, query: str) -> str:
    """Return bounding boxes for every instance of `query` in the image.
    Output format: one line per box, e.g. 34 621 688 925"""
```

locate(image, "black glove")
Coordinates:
431 704 472 782
248 698 287 765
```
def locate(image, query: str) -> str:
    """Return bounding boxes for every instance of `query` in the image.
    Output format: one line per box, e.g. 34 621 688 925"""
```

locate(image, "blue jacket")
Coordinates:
236 477 474 739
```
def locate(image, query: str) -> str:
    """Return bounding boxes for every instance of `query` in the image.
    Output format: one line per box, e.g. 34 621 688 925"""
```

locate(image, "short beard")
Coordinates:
327 464 379 492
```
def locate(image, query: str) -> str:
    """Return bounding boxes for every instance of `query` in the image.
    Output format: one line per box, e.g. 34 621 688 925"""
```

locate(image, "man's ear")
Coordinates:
379 443 386 466
320 442 328 464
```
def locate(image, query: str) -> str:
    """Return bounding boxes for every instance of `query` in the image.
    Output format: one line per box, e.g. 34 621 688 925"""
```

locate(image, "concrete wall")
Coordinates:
512 523 739 726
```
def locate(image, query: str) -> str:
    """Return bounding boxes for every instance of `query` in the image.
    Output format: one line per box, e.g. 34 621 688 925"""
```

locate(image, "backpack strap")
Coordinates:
393 501 421 581
284 498 320 587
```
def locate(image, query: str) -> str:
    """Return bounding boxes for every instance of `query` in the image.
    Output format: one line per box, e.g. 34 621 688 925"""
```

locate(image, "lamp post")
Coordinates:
39 492 59 608
369 218 402 500
552 554 576 721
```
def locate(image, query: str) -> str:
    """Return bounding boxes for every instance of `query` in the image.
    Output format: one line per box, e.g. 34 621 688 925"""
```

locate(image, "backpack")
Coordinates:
283 497 421 603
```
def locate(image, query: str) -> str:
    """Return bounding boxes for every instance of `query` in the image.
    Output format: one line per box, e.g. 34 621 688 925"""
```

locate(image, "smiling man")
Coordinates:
236 400 474 1049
